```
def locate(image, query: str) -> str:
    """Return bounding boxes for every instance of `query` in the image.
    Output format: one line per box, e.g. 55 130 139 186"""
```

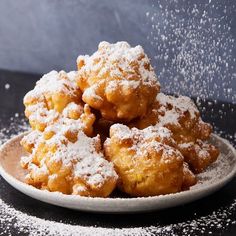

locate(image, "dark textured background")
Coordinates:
0 0 235 101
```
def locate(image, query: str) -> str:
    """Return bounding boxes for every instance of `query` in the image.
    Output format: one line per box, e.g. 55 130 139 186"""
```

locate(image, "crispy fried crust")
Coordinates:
20 123 117 197
24 71 87 131
104 124 196 197
179 140 219 173
77 41 160 121
130 93 219 173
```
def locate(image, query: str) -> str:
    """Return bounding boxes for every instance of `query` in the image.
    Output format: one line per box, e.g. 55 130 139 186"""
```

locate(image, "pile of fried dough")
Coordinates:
20 41 219 197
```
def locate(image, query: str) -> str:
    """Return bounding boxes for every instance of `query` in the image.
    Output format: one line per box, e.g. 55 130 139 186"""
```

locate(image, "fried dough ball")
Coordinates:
27 102 96 137
104 124 196 197
131 93 212 141
21 130 42 154
77 41 160 121
130 93 219 173
24 70 83 131
25 103 60 132
41 105 96 139
20 121 118 197
24 70 81 113
178 140 219 173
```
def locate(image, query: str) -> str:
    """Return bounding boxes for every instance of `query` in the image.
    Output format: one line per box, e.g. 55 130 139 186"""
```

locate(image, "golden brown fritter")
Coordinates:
20 120 118 197
178 140 219 173
77 41 160 122
24 71 84 132
104 124 196 197
130 93 219 173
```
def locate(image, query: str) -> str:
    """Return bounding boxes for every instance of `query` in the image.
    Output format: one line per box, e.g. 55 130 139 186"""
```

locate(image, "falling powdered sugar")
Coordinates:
146 0 236 104
4 83 10 90
0 116 29 146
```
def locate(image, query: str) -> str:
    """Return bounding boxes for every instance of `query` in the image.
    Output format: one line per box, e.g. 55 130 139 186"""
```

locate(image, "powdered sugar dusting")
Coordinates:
109 124 182 159
24 70 78 103
154 93 199 128
23 122 117 189
4 83 10 90
106 80 140 93
27 104 59 127
0 194 236 236
77 41 159 85
193 135 235 189
23 70 83 132
62 102 84 118
83 86 103 101
157 93 198 119
111 123 173 142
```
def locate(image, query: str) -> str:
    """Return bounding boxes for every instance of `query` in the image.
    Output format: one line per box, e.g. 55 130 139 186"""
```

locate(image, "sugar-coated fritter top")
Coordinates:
77 41 160 121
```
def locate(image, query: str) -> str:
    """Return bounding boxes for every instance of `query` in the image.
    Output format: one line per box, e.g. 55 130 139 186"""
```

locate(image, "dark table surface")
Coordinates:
0 69 236 236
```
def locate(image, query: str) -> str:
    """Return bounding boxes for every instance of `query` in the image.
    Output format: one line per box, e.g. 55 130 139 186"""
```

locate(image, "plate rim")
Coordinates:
0 132 236 212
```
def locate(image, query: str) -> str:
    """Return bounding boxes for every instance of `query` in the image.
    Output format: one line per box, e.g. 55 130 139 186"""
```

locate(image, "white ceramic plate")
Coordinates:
0 133 235 213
